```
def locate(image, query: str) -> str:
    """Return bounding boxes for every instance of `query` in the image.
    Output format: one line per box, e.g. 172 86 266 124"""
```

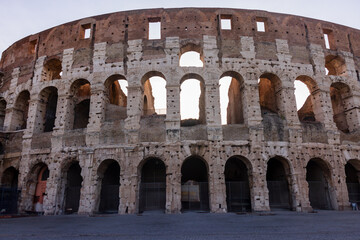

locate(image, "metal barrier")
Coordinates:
99 184 120 213
226 181 251 212
0 187 19 214
267 181 291 209
308 181 332 210
347 183 360 203
139 182 166 212
181 182 209 212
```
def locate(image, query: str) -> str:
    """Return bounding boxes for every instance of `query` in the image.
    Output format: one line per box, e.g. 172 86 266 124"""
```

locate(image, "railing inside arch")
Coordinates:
267 181 291 209
181 182 209 212
226 181 251 212
346 183 360 203
139 182 166 213
0 187 20 214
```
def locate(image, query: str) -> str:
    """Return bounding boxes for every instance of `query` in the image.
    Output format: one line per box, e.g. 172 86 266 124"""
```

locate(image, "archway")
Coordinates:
306 159 334 210
42 58 62 81
104 75 127 121
98 160 120 213
33 164 49 213
64 162 83 214
219 72 245 125
141 72 167 116
345 160 360 204
11 90 30 130
330 82 351 133
1 167 18 187
71 79 91 129
139 158 166 212
0 99 7 130
266 158 292 210
181 156 209 212
0 167 19 214
224 157 251 212
36 87 58 133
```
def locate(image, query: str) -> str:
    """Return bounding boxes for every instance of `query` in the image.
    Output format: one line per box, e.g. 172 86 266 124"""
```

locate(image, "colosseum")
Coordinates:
0 7 359 215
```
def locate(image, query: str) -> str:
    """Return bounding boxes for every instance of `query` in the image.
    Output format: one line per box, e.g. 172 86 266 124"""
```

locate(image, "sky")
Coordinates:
0 0 357 123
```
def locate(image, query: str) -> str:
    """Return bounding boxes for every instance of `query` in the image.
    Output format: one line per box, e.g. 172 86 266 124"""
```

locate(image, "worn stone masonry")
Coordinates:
0 8 360 215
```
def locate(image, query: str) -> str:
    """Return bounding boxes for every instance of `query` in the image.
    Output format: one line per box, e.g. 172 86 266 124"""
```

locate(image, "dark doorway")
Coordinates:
139 158 166 213
225 157 251 212
306 160 333 210
44 89 58 132
73 99 90 129
65 162 83 214
345 162 360 204
0 167 19 214
99 161 120 213
181 157 209 212
33 165 49 212
266 158 291 210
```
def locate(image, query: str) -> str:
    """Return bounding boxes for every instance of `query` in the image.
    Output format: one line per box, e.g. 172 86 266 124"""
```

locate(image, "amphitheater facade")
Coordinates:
0 8 360 215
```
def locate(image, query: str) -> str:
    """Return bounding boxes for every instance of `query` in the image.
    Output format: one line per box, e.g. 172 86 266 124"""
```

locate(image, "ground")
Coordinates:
1 211 359 240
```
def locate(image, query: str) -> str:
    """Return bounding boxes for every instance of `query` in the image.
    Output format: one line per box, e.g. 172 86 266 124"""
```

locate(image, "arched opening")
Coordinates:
64 162 83 214
35 87 58 133
306 159 334 210
42 58 62 81
330 82 351 133
1 167 18 187
294 77 315 122
32 164 49 213
181 156 209 212
219 72 245 125
179 44 203 67
345 160 360 204
11 90 30 130
325 55 347 76
224 157 251 212
141 72 167 116
0 99 7 130
258 73 283 116
180 74 205 126
104 75 127 121
71 79 91 129
98 160 120 213
139 158 166 213
266 158 292 210
0 167 19 214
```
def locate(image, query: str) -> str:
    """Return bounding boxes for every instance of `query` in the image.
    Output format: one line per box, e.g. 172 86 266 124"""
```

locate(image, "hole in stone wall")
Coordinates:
323 29 335 50
29 40 37 54
81 24 91 39
179 44 204 67
99 160 120 213
35 87 58 133
325 55 347 76
180 76 205 126
258 73 282 117
219 72 245 125
256 18 267 32
220 15 232 30
43 58 62 81
142 77 166 116
64 162 83 214
105 75 127 121
330 82 351 133
148 18 161 40
71 79 91 129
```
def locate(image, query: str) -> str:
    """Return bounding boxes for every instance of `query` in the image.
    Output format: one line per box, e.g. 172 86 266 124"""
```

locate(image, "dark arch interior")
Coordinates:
99 161 120 213
224 157 251 212
1 167 19 187
44 89 58 132
181 157 209 212
266 158 291 209
345 163 360 203
65 162 83 214
139 158 166 212
306 160 333 210
73 99 90 129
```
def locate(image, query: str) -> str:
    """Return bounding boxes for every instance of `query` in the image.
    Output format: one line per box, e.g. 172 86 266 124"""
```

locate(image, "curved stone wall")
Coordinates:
0 8 360 215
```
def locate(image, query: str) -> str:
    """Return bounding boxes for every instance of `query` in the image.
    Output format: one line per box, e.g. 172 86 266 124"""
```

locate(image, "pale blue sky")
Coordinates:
1 0 360 55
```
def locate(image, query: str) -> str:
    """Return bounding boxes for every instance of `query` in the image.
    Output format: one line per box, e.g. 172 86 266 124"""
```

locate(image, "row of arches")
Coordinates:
2 70 357 134
2 156 359 214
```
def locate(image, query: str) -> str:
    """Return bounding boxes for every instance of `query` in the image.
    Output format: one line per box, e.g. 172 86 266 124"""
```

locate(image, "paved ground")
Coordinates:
0 210 359 240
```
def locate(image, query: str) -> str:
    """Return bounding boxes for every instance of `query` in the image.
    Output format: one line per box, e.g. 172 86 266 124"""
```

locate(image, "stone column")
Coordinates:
250 153 270 212
165 84 181 142
204 79 223 141
124 84 142 144
78 150 96 214
165 154 182 213
86 81 106 146
5 68 20 131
